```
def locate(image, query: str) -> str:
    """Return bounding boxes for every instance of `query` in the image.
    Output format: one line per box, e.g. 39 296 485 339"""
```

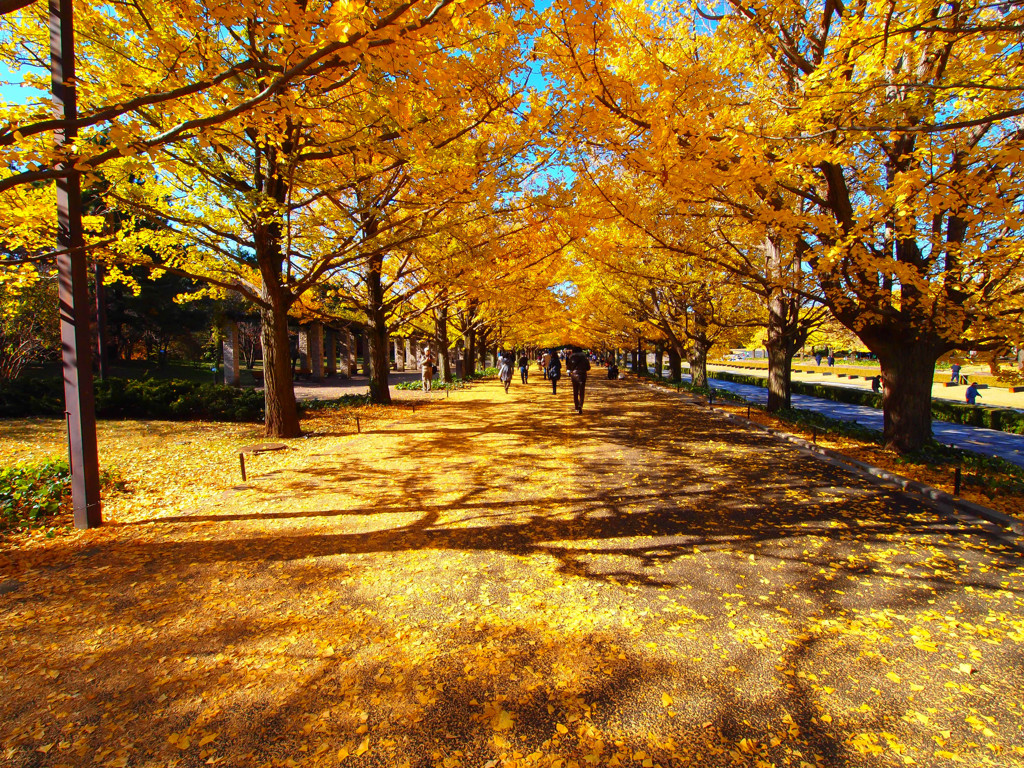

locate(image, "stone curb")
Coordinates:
633 378 1024 543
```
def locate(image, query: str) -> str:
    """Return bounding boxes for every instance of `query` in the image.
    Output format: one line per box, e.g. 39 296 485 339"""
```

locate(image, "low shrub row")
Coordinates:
708 370 1024 435
395 378 466 391
298 393 371 412
394 367 497 391
0 376 264 421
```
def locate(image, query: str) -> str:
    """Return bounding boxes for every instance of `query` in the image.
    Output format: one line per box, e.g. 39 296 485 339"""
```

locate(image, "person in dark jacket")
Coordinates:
567 349 591 413
518 353 530 384
547 352 561 394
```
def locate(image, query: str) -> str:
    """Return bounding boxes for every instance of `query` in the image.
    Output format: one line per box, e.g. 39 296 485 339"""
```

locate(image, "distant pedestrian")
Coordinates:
567 349 591 413
498 353 513 393
827 350 835 367
518 353 529 384
541 351 551 380
814 352 823 366
966 382 982 405
950 363 962 384
870 375 881 393
607 360 619 380
421 353 434 392
547 352 562 394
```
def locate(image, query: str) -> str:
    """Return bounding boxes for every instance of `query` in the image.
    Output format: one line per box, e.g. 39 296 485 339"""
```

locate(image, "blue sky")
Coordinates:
1 63 32 105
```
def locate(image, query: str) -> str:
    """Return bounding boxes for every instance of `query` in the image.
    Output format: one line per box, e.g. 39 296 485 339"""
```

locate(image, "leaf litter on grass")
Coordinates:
1 380 1023 768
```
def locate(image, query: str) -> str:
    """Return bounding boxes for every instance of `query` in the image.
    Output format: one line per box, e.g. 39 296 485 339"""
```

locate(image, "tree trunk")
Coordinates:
462 325 475 378
477 328 489 370
688 340 710 388
435 294 452 383
259 303 301 437
365 252 392 404
875 341 941 453
765 339 793 412
764 235 794 412
667 345 682 381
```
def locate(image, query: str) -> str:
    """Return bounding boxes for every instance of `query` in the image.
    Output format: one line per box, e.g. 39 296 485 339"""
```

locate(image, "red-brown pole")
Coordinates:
50 0 101 528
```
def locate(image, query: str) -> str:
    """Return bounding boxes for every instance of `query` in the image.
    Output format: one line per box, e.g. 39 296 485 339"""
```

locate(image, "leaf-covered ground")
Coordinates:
2 378 1023 768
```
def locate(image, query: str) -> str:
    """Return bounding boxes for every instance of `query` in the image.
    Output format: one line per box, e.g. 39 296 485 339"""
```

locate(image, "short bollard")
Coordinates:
356 415 361 433
954 466 962 496
746 405 751 419
238 443 287 481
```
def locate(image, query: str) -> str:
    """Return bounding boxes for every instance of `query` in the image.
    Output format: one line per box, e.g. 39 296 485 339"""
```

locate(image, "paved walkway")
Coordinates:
302 370 1024 468
674 370 1024 468
3 377 1023 767
709 362 1024 410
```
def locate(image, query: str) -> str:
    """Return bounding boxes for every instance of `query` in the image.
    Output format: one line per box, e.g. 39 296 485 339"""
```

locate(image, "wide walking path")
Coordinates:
684 369 1024 469
2 377 1023 768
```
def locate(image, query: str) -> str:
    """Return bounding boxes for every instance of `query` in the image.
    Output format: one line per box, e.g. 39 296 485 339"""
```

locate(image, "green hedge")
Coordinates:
709 370 1024 435
395 368 497 391
0 377 265 422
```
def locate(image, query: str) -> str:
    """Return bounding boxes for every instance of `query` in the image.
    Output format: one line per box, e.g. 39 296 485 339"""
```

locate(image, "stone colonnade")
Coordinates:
221 318 436 384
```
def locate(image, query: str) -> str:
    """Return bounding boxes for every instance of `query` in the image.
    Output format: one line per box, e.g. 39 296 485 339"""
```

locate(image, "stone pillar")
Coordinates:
326 328 337 377
395 338 406 371
347 329 358 375
222 320 240 386
338 330 351 377
308 321 324 380
298 325 311 374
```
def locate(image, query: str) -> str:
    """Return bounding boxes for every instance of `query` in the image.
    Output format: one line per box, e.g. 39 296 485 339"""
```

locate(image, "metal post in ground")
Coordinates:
51 0 101 528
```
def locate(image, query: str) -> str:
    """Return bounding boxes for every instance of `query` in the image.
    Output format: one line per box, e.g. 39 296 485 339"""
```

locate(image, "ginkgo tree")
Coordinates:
91 0 540 432
540 0 1024 451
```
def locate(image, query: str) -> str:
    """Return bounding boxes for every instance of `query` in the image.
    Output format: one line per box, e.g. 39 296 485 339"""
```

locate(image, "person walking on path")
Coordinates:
966 382 982 405
567 349 591 413
541 351 551 380
518 353 530 384
498 352 514 393
814 352 823 366
421 352 435 393
827 350 835 367
547 352 561 394
950 362 962 384
870 375 881 393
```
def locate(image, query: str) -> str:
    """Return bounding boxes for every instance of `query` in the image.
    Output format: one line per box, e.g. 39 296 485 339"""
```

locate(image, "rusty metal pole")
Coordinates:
51 0 102 528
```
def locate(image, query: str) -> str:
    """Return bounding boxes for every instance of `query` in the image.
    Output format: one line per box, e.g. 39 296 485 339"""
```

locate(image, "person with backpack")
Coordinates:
567 348 591 413
518 353 530 384
547 351 561 394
